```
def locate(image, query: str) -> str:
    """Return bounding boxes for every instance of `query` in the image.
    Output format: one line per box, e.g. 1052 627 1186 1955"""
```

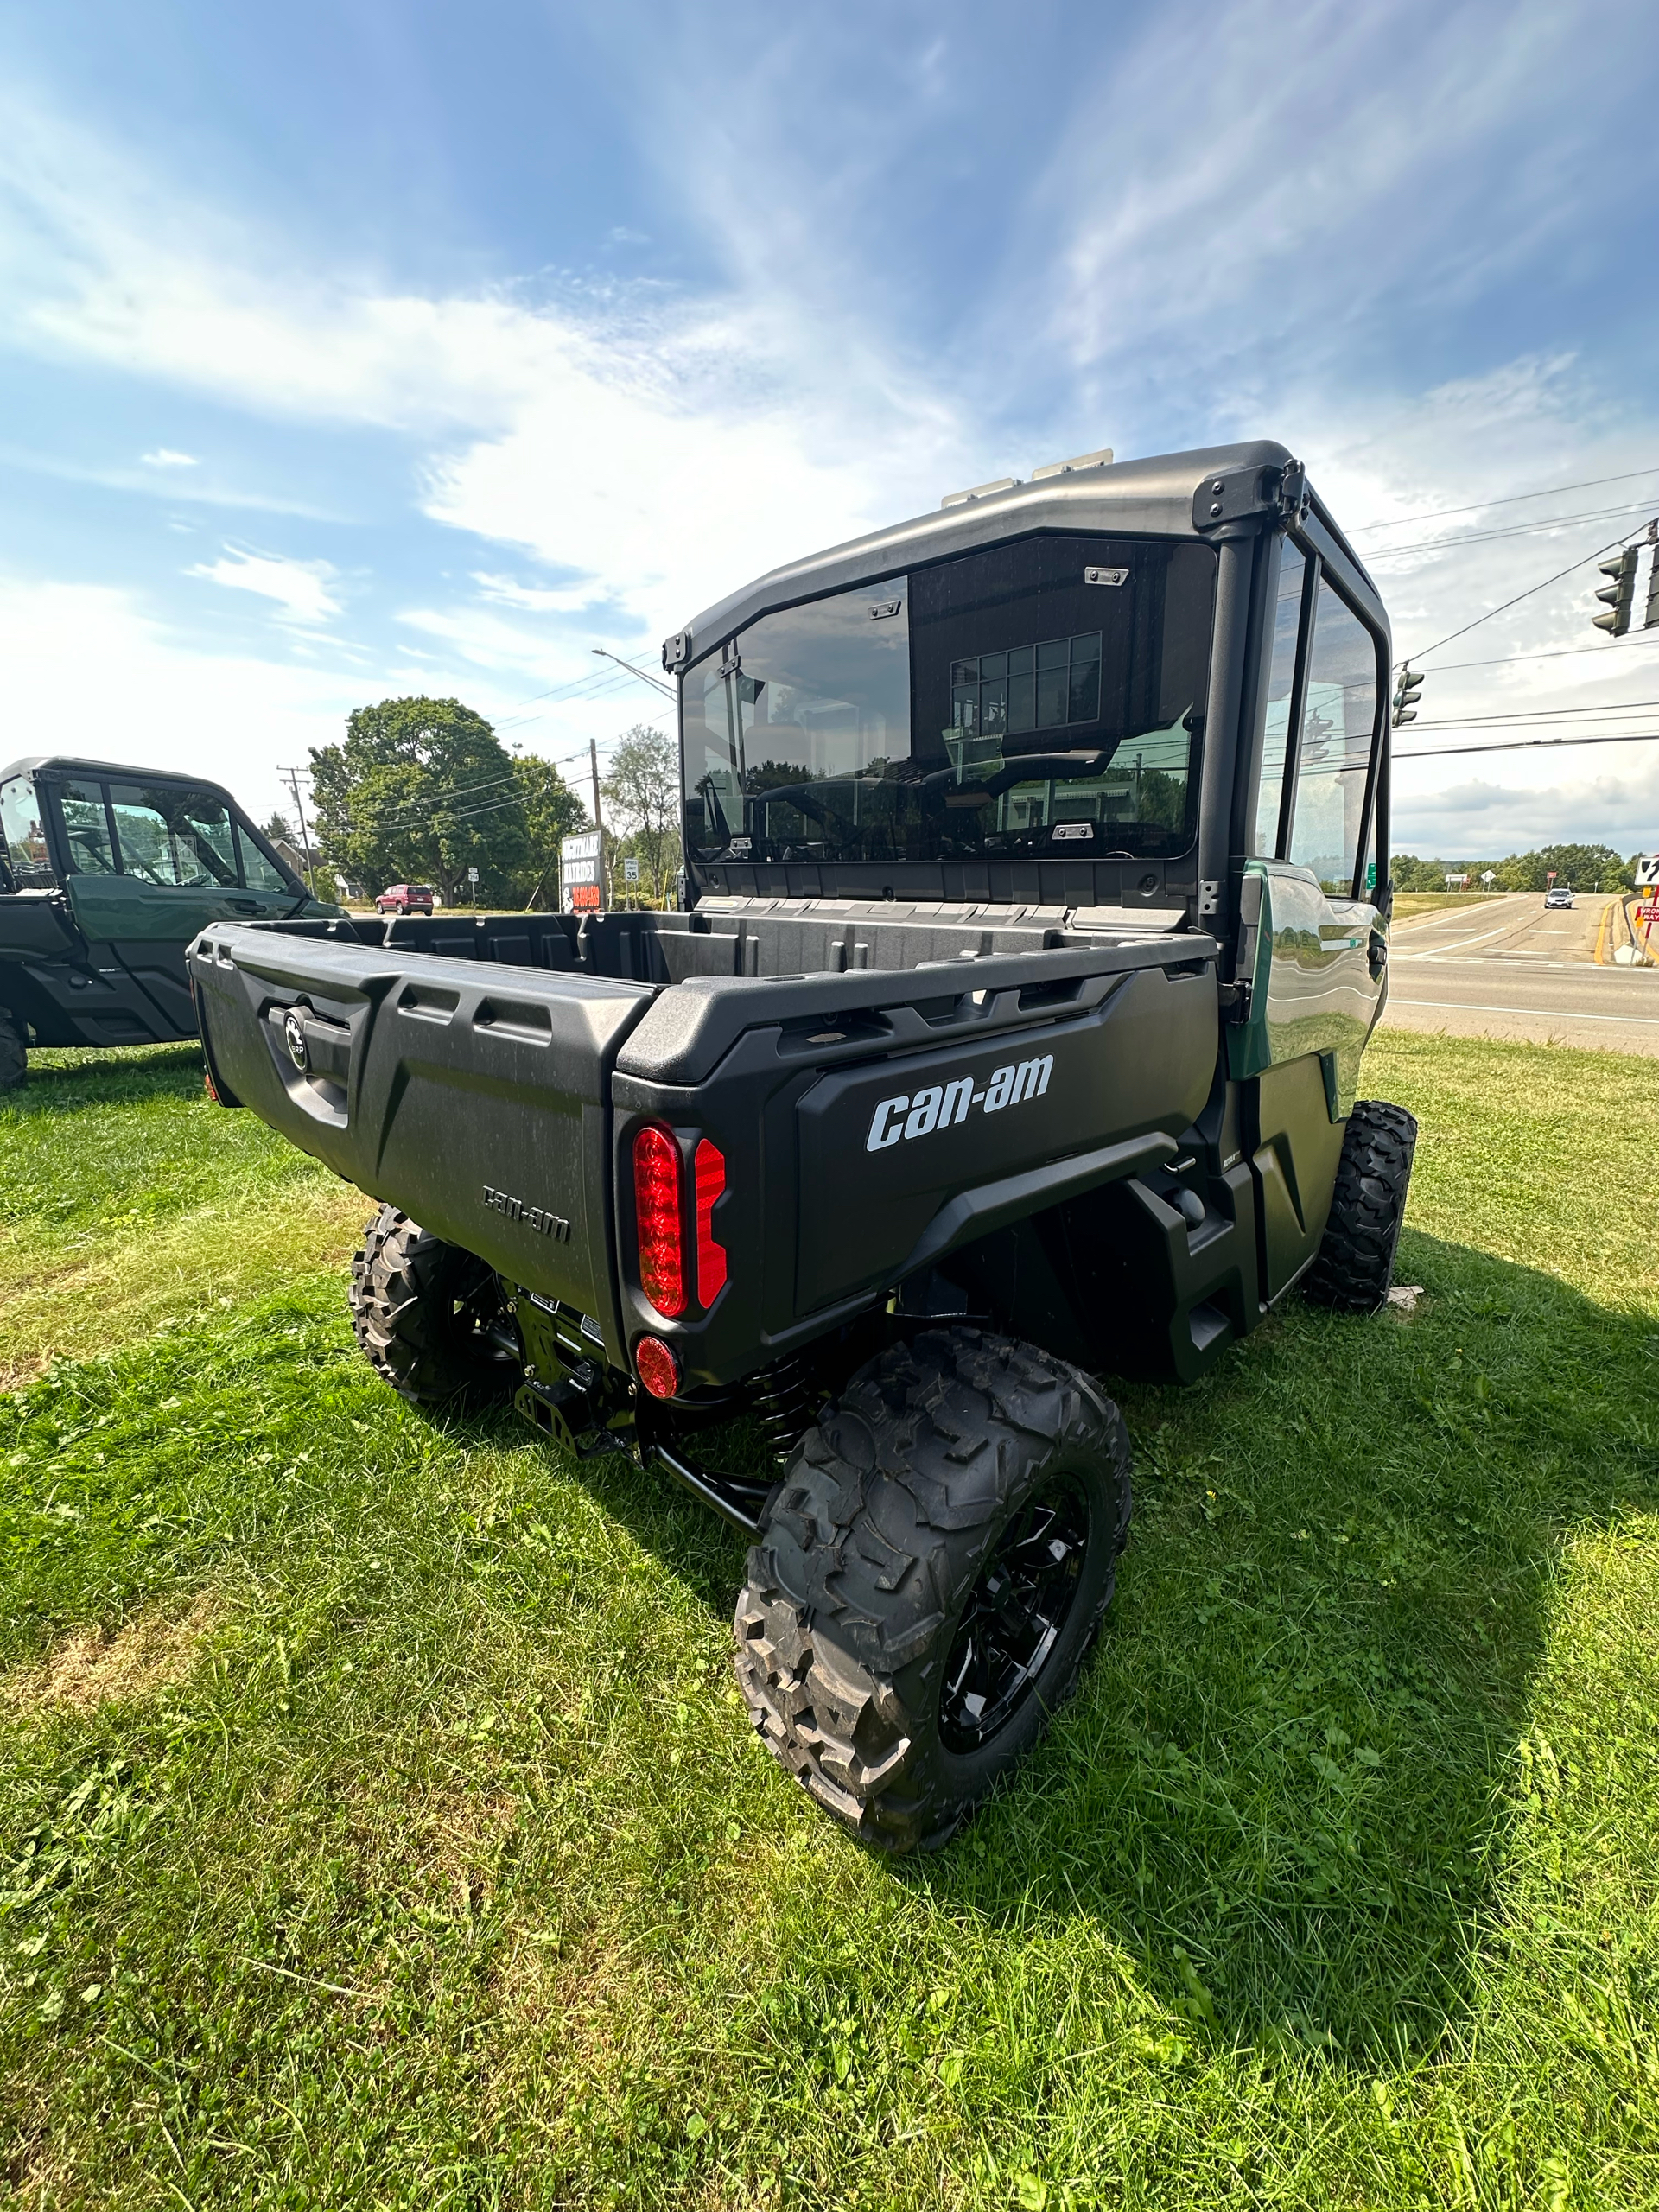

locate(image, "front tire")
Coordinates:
348 1205 518 1410
1304 1098 1418 1314
734 1329 1132 1853
0 1019 25 1093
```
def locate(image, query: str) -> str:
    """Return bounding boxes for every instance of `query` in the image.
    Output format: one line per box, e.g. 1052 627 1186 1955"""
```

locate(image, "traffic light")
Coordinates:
1646 539 1659 632
1592 547 1638 635
1391 665 1425 728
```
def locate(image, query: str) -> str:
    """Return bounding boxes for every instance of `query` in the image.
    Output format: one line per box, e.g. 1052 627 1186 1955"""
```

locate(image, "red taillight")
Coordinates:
635 1335 682 1399
694 1139 728 1306
632 1122 686 1317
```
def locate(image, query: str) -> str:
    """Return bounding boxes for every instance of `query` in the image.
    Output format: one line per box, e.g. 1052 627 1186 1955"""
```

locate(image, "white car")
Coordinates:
1543 887 1574 909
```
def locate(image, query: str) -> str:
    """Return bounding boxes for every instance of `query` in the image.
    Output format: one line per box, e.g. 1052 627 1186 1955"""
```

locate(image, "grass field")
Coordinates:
1389 893 1509 922
1 1033 1656 2208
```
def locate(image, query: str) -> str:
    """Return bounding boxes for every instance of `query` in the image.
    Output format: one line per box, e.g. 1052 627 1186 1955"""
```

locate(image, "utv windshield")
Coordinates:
682 535 1216 870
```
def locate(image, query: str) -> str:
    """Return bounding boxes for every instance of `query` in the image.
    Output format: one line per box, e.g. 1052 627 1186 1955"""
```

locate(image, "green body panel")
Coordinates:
62 872 334 944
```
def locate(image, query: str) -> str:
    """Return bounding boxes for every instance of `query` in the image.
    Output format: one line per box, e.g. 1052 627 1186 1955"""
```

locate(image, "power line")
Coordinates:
1404 523 1650 665
1395 729 1659 761
1350 462 1659 535
1398 637 1659 676
1408 700 1659 729
1363 499 1659 560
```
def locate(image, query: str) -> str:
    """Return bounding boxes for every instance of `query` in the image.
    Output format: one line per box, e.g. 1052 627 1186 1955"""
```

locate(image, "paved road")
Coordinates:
1379 893 1659 1057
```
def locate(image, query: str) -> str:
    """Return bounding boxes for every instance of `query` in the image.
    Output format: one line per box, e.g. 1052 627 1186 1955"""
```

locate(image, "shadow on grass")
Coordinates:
10 1042 205 1112
903 1225 1658 2062
517 1223 1656 2066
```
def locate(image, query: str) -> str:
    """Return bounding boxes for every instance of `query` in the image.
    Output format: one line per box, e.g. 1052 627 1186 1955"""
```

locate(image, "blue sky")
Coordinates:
2 0 1658 857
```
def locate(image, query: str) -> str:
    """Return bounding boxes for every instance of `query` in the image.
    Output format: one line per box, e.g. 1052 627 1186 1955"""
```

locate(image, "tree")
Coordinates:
601 724 683 906
264 810 295 844
1496 844 1631 893
309 698 533 907
514 753 588 908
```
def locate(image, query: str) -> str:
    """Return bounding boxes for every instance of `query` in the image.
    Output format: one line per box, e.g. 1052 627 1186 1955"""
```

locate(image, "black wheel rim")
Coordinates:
938 1474 1093 1754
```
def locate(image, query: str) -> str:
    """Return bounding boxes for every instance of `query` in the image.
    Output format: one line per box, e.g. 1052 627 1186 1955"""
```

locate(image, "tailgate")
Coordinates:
191 924 653 1336
610 934 1220 1382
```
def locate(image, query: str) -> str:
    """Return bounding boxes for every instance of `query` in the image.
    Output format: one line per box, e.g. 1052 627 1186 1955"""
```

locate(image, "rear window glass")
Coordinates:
682 534 1216 870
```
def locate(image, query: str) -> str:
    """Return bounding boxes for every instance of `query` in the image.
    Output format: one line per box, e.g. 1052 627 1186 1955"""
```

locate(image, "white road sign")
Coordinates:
1636 855 1659 887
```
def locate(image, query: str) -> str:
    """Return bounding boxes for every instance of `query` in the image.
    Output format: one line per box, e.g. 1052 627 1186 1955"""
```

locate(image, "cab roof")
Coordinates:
1 755 242 798
670 439 1383 668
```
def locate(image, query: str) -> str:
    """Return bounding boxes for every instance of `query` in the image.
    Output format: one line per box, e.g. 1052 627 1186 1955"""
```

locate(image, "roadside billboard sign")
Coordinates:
560 830 605 915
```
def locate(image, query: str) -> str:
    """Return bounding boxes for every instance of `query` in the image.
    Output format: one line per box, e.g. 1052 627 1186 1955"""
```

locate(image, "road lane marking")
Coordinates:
1417 920 1531 953
1392 956 1653 978
1389 997 1659 1026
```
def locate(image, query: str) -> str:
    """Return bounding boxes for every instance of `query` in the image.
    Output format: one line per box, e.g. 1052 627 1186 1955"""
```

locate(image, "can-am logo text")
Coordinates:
866 1055 1053 1151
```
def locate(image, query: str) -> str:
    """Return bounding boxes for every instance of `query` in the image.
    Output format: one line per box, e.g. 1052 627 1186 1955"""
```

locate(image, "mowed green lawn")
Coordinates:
1 1033 1655 2209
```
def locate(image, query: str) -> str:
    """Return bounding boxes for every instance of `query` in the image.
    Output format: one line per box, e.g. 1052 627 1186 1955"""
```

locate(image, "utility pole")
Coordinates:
280 766 317 900
589 737 607 910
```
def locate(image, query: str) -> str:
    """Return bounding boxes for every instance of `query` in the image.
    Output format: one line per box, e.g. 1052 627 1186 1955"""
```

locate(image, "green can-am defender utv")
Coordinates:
0 757 339 1089
190 441 1417 1850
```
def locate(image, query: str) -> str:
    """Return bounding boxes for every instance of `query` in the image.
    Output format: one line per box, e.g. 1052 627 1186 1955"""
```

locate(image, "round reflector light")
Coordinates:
635 1335 682 1400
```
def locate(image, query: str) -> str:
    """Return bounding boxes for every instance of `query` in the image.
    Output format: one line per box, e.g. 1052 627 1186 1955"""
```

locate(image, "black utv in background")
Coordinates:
191 441 1418 1850
0 757 338 1089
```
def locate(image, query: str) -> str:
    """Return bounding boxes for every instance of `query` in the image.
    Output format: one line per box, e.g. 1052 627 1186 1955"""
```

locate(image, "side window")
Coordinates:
0 775 54 888
1253 543 1306 855
1287 580 1378 893
108 783 238 887
59 779 118 874
174 789 238 884
236 827 292 892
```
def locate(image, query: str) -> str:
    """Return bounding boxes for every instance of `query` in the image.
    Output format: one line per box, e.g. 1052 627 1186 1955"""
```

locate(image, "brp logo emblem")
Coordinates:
282 1007 308 1071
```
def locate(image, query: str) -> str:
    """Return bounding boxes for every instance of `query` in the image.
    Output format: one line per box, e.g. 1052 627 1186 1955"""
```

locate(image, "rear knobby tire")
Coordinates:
348 1205 518 1411
734 1328 1132 1853
0 1019 25 1093
1304 1098 1419 1315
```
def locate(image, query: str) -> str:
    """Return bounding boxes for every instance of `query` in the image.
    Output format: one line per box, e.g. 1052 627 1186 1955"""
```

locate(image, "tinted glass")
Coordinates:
59 779 118 874
1254 543 1306 856
236 827 292 892
685 574 912 859
682 536 1216 868
0 775 54 888
109 783 239 887
1287 581 1379 891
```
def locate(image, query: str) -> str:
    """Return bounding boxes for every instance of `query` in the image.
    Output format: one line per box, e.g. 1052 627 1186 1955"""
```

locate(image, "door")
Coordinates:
55 777 306 1034
1231 549 1387 1295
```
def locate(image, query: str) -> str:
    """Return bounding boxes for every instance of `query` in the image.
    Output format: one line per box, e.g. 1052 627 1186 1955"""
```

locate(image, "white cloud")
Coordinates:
1 32 1656 857
0 575 354 815
470 571 613 617
188 546 342 626
0 87 972 638
1392 750 1659 857
141 446 197 467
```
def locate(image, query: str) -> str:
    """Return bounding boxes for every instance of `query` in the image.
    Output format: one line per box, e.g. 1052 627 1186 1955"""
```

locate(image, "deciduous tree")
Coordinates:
601 724 682 906
309 698 535 906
